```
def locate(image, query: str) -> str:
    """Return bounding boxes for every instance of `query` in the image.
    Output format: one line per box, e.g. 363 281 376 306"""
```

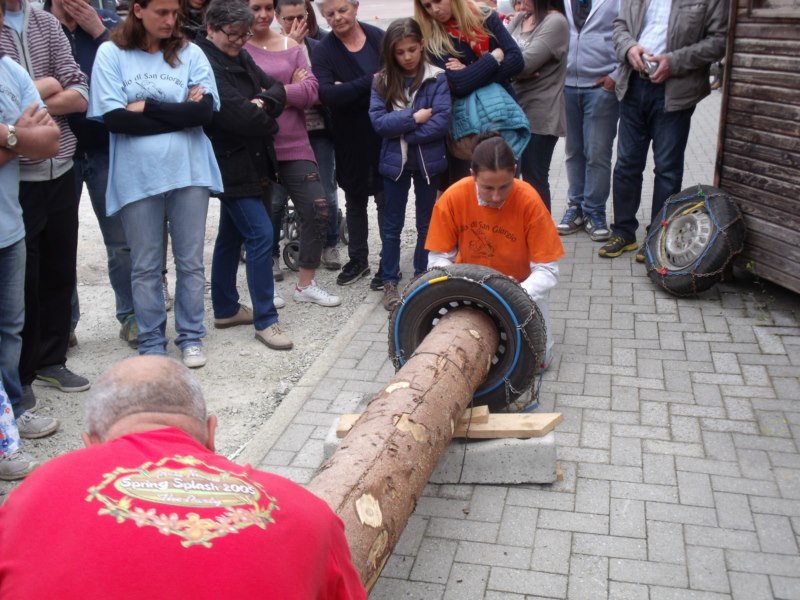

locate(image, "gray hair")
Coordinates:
204 0 254 29
315 0 358 8
85 357 207 439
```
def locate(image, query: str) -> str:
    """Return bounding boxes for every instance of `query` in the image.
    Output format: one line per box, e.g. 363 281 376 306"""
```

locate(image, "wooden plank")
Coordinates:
735 23 800 39
337 412 563 439
727 97 800 122
725 110 800 139
720 166 799 213
723 153 800 188
733 254 800 295
732 53 800 72
336 406 490 438
719 178 800 230
724 138 800 171
739 214 800 248
729 65 800 89
734 38 800 55
726 122 800 153
728 82 800 107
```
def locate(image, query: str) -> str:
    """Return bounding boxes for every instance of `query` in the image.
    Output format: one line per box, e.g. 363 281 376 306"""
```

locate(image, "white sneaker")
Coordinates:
0 449 39 481
182 345 207 368
17 411 59 439
293 281 341 307
273 292 286 309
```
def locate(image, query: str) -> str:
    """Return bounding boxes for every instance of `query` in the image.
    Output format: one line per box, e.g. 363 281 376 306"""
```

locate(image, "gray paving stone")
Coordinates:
487 566 568 598
575 478 610 515
732 433 797 453
613 481 679 503
532 528 572 575
647 520 685 564
714 492 755 530
409 538 458 584
567 554 608 600
646 502 718 526
583 408 640 424
416 497 472 519
263 449 294 467
671 404 727 418
483 592 525 600
683 525 760 551
538 510 609 535
578 463 643 483
644 453 678 486
581 421 612 449
735 449 774 480
775 467 800 500
641 401 670 427
711 474 780 497
443 563 489 600
770 575 800 600
396 515 430 555
291 438 325 468
686 545 729 593
614 424 671 440
272 423 315 452
753 514 799 555
381 553 415 579
505 488 575 511
648 587 731 600
573 533 646 560
497 505 538 547
643 440 705 458
693 382 724 407
609 558 688 587
726 549 800 577
611 436 643 467
703 432 738 461
712 352 741 374
750 495 800 517
728 572 773 600
611 498 646 538
608 581 650 599
722 397 757 420
426 517 499 544
676 456 740 477
611 384 641 412
756 411 792 438
677 471 715 507
557 446 610 464
455 541 532 569
370 578 445 599
672 415 703 443
466 487 507 522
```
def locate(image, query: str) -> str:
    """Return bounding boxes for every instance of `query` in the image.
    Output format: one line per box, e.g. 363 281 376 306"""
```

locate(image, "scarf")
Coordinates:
445 18 489 57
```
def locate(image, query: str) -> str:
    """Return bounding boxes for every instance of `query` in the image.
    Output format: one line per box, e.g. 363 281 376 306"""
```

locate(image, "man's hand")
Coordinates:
648 53 671 84
35 77 63 100
15 101 56 130
62 0 106 39
593 74 616 92
413 107 432 124
286 18 308 44
626 44 649 71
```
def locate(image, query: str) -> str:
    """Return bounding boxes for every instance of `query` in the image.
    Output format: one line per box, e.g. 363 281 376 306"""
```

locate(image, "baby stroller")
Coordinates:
280 200 348 271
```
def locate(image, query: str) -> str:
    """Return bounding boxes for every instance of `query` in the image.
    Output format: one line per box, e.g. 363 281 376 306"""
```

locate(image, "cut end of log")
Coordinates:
394 413 429 442
355 493 383 528
385 381 410 393
468 329 481 340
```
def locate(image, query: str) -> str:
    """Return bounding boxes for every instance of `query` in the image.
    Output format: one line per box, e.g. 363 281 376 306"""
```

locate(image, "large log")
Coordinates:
307 308 499 589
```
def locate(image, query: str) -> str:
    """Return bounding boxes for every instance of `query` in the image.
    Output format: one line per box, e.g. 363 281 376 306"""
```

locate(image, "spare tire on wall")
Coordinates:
388 264 546 412
643 185 746 297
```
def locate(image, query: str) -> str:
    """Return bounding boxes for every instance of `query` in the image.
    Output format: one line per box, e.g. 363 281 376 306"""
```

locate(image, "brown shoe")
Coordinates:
383 283 400 312
255 323 293 350
214 304 254 329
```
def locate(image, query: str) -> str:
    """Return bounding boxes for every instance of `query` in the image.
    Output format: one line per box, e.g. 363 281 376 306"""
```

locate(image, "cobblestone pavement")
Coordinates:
245 91 800 599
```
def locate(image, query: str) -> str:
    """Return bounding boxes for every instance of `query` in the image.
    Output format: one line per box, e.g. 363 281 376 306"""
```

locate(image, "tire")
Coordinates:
338 209 349 246
644 185 746 297
388 264 546 411
282 240 300 272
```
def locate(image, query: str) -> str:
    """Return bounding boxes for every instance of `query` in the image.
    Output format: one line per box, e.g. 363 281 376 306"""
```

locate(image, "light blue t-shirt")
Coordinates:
88 41 223 215
0 56 43 248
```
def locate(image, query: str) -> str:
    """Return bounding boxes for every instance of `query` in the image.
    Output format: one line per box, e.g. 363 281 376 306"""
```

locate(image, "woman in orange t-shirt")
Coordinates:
426 133 564 366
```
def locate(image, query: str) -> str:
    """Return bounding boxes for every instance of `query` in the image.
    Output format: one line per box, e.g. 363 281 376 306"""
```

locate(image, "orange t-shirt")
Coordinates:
425 177 565 281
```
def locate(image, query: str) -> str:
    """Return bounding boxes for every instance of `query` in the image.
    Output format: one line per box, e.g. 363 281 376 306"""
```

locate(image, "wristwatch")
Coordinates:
4 124 17 149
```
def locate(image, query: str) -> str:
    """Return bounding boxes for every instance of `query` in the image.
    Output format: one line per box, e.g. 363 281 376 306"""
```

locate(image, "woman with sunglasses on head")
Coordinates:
244 0 341 308
89 0 222 368
197 0 295 351
414 0 523 184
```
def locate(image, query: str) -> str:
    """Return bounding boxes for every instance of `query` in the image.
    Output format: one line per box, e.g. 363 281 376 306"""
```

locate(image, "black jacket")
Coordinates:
197 37 286 199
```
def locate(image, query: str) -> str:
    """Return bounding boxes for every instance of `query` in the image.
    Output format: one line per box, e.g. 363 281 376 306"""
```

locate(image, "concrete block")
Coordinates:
323 421 558 484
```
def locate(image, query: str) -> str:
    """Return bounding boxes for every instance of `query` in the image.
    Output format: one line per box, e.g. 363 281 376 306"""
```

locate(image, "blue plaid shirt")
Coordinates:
638 0 672 56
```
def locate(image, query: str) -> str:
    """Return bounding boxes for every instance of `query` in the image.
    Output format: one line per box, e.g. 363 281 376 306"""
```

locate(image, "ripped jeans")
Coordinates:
270 160 329 270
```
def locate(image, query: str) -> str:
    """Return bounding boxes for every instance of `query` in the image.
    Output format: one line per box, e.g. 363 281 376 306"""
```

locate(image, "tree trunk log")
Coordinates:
307 308 499 589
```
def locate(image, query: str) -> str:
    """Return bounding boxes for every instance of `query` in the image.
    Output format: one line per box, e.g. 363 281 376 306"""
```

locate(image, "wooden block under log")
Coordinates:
337 411 562 440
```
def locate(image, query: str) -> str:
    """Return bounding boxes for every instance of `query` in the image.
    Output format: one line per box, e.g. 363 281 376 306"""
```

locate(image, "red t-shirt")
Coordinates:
426 177 564 281
0 428 366 600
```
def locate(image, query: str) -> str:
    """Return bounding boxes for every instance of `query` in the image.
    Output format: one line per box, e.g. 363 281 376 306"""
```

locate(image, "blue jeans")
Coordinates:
310 134 339 247
520 133 559 212
0 240 29 418
564 86 619 222
381 169 438 284
212 196 278 331
74 150 134 324
611 76 695 241
120 187 209 354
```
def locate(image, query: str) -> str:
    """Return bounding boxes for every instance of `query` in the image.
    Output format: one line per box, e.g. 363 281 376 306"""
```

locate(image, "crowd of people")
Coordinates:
0 0 726 494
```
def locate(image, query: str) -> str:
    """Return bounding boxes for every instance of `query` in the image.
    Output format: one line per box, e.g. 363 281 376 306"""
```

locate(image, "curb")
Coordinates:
233 292 382 468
